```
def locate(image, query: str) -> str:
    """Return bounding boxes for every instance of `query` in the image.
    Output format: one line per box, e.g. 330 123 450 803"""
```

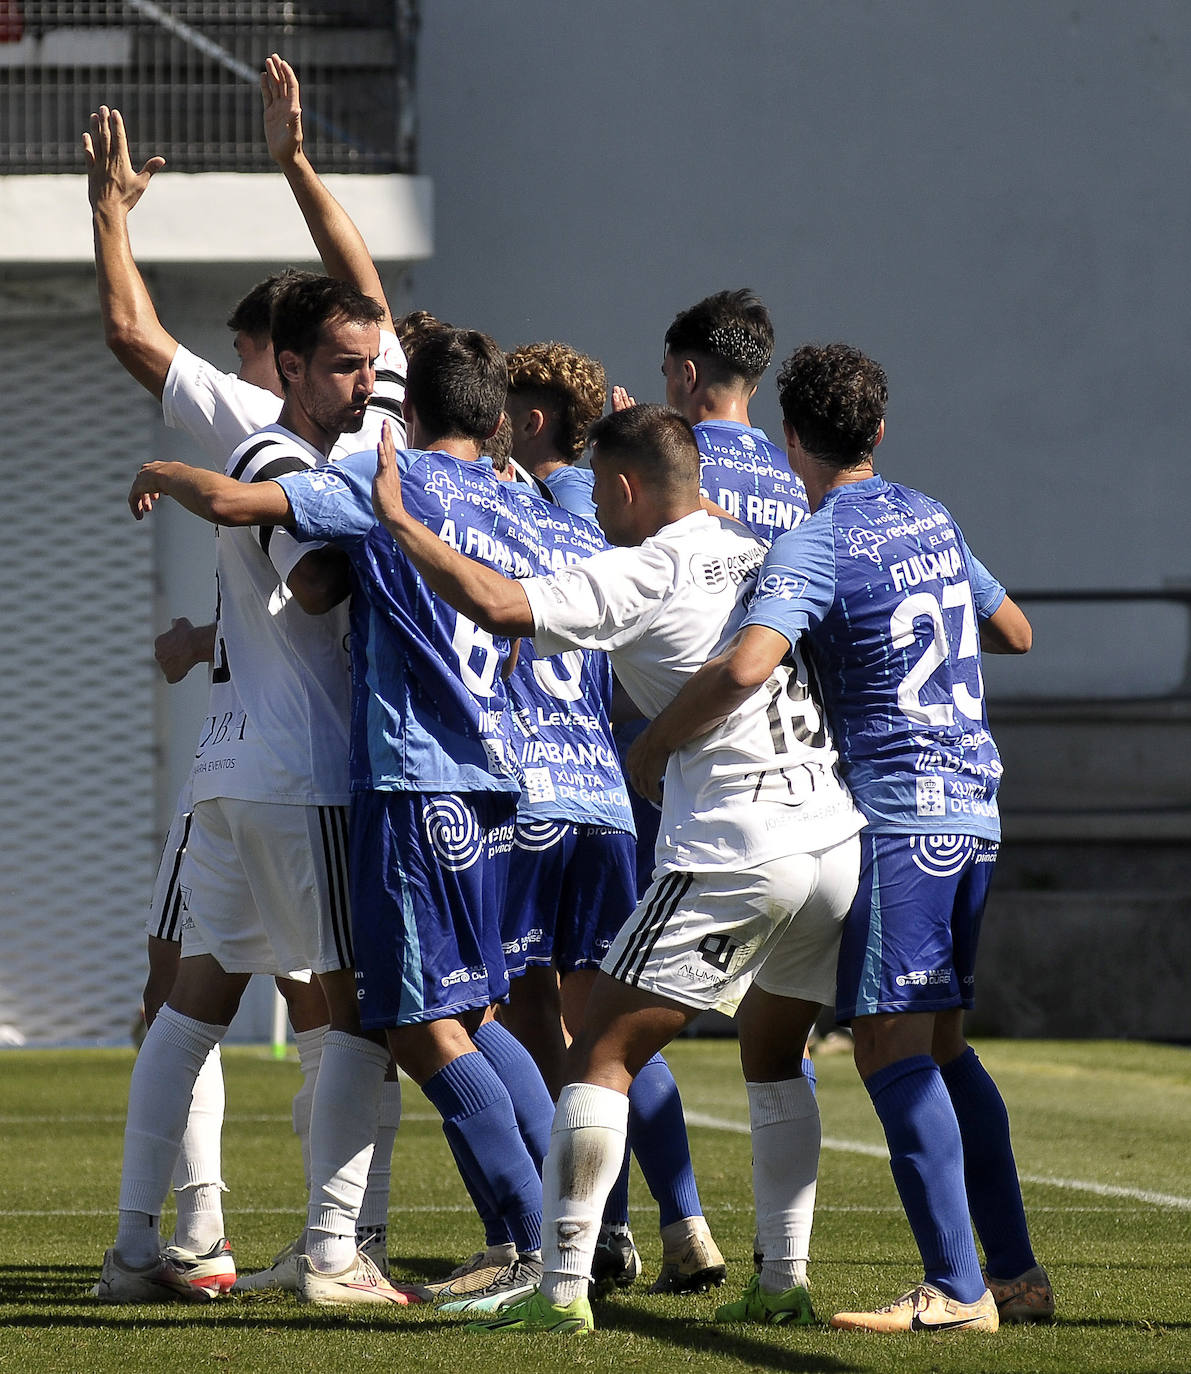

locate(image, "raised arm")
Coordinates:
129 461 292 527
262 54 394 331
624 624 791 801
83 106 176 399
980 594 1032 654
371 424 533 636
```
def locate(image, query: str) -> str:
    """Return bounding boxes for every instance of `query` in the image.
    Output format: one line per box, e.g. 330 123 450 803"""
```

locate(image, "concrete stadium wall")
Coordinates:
412 1 1191 597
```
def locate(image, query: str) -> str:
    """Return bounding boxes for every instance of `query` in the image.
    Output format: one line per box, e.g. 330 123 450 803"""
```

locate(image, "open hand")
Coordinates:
624 723 668 803
261 53 303 164
372 421 407 532
83 106 165 214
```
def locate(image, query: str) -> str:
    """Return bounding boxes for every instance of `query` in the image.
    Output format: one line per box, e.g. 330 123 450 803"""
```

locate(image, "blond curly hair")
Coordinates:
506 341 607 462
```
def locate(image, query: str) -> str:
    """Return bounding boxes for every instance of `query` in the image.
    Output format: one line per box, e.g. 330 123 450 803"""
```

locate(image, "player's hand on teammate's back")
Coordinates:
372 421 408 534
82 106 165 214
624 724 667 803
261 53 303 166
154 617 215 684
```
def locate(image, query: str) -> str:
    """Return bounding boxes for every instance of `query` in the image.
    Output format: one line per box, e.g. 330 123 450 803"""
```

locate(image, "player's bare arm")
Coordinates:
624 624 791 801
83 106 177 399
286 546 352 615
372 422 534 636
263 54 394 331
154 617 216 683
979 594 1032 654
128 460 292 527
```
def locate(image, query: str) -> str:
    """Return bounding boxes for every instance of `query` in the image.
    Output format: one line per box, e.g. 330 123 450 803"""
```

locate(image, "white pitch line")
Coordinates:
684 1109 1191 1210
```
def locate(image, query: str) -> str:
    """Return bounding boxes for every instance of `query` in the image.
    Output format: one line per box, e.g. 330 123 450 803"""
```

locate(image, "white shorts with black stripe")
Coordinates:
601 833 860 1015
147 799 193 943
176 798 351 978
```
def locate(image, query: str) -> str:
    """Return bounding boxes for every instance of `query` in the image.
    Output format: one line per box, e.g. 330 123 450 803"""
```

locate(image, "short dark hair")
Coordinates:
395 308 453 359
405 328 507 443
270 276 385 389
226 269 316 340
663 288 774 386
587 404 700 495
777 343 887 468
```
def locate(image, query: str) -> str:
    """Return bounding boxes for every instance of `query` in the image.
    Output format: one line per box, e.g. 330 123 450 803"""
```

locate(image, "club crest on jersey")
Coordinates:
690 555 729 593
425 470 464 513
847 527 887 564
421 796 484 870
755 571 808 601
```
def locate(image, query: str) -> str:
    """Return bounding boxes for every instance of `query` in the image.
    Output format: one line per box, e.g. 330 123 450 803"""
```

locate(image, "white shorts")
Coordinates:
602 833 860 1015
147 798 192 943
177 797 351 978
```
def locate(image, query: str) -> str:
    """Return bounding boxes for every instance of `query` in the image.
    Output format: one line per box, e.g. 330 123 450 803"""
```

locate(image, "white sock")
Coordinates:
540 1082 629 1308
748 1076 819 1292
171 1045 227 1253
305 1031 388 1274
116 1006 225 1266
357 1076 402 1240
292 1024 328 1189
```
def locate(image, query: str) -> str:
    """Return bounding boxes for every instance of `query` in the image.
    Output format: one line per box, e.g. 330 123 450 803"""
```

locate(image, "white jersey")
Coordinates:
521 509 864 872
162 328 407 465
190 423 351 807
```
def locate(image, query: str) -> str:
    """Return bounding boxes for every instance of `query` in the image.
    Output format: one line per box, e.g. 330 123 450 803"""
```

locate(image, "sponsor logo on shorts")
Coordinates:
909 834 974 877
440 964 486 988
421 797 484 871
896 968 953 988
513 819 568 852
697 932 740 973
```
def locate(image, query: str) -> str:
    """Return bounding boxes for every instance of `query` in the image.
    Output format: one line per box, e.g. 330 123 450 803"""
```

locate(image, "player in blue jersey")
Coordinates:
663 289 809 545
126 329 550 1309
504 341 604 520
629 343 1050 1333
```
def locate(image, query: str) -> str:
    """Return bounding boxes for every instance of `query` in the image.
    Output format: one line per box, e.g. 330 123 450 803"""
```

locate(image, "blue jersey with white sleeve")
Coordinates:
742 475 1006 840
695 419 809 545
500 482 634 833
276 447 524 797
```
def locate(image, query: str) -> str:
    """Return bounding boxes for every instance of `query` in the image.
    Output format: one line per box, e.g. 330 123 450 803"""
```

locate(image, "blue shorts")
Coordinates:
503 821 636 978
349 790 516 1029
835 833 998 1021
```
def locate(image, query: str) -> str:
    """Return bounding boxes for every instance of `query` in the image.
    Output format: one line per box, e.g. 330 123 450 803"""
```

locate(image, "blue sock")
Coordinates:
865 1055 984 1304
472 1019 554 1174
421 1050 542 1254
629 1053 702 1228
602 1144 631 1227
440 1120 512 1249
802 1056 817 1096
941 1046 1036 1279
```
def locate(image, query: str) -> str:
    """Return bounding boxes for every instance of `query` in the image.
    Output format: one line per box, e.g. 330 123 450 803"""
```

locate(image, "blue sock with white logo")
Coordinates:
629 1053 702 1228
865 1055 985 1304
940 1046 1036 1279
422 1050 542 1255
472 1019 554 1173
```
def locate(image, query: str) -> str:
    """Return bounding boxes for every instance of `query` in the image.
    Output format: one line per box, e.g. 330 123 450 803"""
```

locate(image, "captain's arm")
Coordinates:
624 624 792 801
371 424 534 636
129 461 292 527
979 594 1032 654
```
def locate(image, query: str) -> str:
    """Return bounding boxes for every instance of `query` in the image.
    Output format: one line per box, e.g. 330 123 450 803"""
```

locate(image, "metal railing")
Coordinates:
0 1 418 173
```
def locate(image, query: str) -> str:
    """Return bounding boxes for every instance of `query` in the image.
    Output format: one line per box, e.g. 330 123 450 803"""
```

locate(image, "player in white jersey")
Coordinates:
372 403 865 1334
95 276 418 1309
85 57 406 1289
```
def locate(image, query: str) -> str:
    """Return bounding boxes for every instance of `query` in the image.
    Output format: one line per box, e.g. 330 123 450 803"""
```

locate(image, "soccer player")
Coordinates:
125 328 550 1311
505 341 604 519
371 402 866 1334
96 275 416 1307
662 288 808 544
85 57 407 1286
628 343 1050 1332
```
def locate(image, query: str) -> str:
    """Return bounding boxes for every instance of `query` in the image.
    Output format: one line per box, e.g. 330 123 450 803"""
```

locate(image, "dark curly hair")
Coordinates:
777 343 887 468
663 288 774 386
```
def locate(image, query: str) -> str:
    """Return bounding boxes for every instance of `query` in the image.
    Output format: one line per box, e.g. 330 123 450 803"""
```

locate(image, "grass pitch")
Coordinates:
0 1038 1188 1374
